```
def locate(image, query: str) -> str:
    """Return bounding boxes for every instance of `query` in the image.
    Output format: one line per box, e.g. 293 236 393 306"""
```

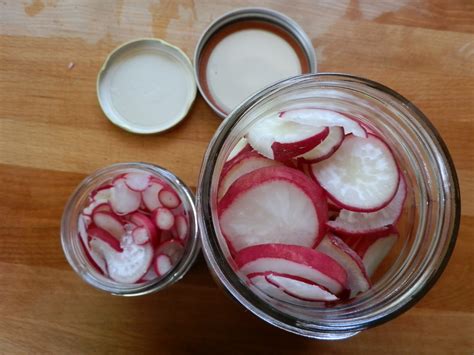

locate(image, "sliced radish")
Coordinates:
153 253 173 277
88 226 122 252
219 166 328 253
92 211 125 240
79 236 108 275
152 207 175 230
311 134 399 212
139 265 158 282
142 181 164 211
297 126 344 163
110 178 141 215
90 236 153 284
129 212 159 245
175 215 188 241
78 213 91 245
327 176 407 236
132 226 150 245
236 244 348 296
352 232 399 277
83 199 111 216
124 172 152 192
158 188 181 209
90 184 113 202
280 108 367 138
218 150 283 200
226 137 252 162
156 239 184 264
316 235 370 297
266 273 339 302
247 114 330 161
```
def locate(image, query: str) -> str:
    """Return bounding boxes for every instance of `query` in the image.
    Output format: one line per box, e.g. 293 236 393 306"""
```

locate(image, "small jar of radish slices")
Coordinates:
197 73 460 339
61 163 199 295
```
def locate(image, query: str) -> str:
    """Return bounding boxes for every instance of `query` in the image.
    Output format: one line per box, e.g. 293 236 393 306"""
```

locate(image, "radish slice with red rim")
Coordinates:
89 236 153 284
316 235 370 297
152 207 175 230
280 108 368 138
110 178 141 215
88 226 123 252
156 239 184 264
139 264 159 282
124 172 152 192
219 166 328 253
129 212 159 245
236 244 348 297
247 114 330 161
175 215 188 241
297 126 344 163
218 150 283 201
154 253 173 277
92 211 125 240
90 184 113 202
327 176 407 236
142 182 164 211
132 226 150 245
311 134 399 212
158 188 181 209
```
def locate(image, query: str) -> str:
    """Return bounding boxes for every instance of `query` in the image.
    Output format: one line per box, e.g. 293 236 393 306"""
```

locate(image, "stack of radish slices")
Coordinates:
78 172 189 284
218 108 407 305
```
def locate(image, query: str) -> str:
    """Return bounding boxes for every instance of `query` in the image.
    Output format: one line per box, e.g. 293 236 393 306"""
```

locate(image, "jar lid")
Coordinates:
194 8 317 118
97 39 196 134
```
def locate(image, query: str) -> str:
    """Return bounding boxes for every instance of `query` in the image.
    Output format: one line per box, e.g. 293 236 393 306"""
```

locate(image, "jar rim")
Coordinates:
196 73 460 338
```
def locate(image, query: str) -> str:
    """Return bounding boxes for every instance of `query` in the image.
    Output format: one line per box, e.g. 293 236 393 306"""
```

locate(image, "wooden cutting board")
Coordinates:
0 0 472 353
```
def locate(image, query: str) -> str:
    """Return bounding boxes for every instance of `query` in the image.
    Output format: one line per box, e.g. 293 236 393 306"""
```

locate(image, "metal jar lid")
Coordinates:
194 7 317 118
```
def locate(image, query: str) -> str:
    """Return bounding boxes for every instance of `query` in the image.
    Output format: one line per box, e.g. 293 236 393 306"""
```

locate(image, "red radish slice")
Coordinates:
236 244 348 296
316 235 370 297
78 214 91 245
265 273 339 302
226 137 252 162
110 178 141 215
297 126 344 163
280 108 367 138
83 199 112 216
218 150 283 200
153 253 173 276
219 166 328 252
353 232 399 277
152 207 175 230
328 198 342 212
247 114 330 161
90 184 113 202
92 211 125 240
311 134 399 212
124 172 151 192
129 212 159 245
90 236 153 284
156 239 184 264
158 188 181 209
175 215 188 241
142 182 164 211
79 236 108 275
132 227 150 245
327 176 407 236
88 226 122 252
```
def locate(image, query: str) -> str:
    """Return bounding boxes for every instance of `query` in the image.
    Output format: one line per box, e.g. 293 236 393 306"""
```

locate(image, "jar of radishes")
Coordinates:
61 163 199 295
197 73 460 339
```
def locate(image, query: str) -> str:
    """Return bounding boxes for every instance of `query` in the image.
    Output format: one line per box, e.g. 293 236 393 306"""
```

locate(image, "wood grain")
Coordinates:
0 0 473 353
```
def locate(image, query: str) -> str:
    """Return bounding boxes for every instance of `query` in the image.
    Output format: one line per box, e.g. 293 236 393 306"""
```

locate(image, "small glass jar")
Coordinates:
61 162 200 296
196 73 460 339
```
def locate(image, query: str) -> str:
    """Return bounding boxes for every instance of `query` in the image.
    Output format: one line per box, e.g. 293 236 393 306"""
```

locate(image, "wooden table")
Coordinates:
1 0 473 353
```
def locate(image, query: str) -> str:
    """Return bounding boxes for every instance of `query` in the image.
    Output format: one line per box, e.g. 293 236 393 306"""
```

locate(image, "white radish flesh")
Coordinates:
142 182 164 211
152 207 175 230
110 178 141 215
154 254 173 276
311 134 399 212
327 176 407 236
226 137 250 162
298 126 344 163
175 215 188 241
355 233 399 277
92 211 125 240
158 188 181 209
124 172 151 192
219 166 328 253
156 240 184 264
280 108 367 138
132 226 150 245
247 114 330 161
